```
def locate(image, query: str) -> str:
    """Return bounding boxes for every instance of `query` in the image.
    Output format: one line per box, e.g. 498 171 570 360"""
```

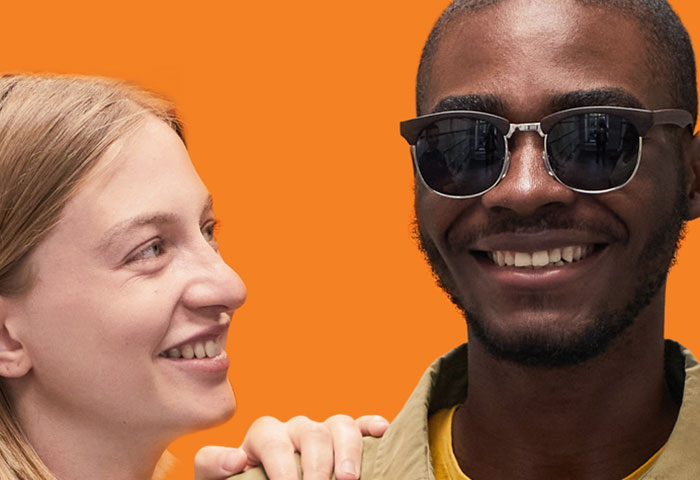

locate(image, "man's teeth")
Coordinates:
159 336 224 359
488 245 594 268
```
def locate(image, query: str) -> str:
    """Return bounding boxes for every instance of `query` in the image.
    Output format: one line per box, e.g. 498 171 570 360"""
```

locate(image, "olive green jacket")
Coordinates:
230 341 700 479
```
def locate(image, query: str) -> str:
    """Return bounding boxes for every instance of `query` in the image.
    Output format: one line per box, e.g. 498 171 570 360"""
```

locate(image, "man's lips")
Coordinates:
484 244 597 268
463 230 616 270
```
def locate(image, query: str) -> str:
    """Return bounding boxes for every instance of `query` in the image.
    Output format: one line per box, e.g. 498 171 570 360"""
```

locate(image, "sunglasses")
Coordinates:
400 106 694 198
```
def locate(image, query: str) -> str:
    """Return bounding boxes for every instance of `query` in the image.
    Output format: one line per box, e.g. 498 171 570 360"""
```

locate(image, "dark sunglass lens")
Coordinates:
415 117 506 196
547 113 640 191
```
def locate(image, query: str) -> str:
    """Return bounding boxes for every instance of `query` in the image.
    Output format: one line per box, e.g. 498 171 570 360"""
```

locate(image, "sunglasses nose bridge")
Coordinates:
505 122 545 140
505 122 549 175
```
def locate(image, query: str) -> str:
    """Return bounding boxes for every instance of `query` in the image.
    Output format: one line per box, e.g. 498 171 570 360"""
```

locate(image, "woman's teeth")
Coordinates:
487 245 594 268
159 336 224 359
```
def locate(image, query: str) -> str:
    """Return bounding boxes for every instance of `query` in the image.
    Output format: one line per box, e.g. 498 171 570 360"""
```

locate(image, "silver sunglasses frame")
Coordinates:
400 106 694 199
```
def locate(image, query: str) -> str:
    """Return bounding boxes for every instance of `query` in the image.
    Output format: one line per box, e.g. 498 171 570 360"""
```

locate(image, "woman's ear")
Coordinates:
685 134 700 220
0 297 32 378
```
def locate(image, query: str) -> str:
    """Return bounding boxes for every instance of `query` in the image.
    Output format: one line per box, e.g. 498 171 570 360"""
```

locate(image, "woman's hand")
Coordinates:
194 414 388 480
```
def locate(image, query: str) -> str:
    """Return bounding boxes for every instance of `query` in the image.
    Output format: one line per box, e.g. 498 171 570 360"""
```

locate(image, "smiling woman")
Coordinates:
0 75 384 480
0 74 244 479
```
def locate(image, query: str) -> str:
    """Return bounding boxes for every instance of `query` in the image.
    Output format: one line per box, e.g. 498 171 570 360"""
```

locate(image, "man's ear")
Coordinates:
685 133 700 220
0 297 32 378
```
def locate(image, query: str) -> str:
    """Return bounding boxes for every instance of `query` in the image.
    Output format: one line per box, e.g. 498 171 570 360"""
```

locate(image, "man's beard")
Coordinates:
415 177 688 368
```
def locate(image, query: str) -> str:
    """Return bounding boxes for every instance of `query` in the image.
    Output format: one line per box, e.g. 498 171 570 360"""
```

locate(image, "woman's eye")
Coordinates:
127 240 164 263
202 221 219 246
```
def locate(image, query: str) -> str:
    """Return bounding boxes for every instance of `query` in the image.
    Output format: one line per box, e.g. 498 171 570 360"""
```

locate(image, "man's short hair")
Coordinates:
416 0 697 121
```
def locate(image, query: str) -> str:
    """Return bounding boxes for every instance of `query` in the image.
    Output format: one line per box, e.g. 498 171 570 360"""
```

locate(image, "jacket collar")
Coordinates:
371 342 700 479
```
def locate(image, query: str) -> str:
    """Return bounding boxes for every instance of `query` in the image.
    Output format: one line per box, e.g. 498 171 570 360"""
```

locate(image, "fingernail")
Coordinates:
340 460 357 477
221 450 245 473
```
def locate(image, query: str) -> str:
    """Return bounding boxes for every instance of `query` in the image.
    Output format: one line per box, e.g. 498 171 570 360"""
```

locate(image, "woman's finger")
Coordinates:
323 414 363 480
241 416 300 480
354 414 390 437
286 415 334 480
194 446 248 480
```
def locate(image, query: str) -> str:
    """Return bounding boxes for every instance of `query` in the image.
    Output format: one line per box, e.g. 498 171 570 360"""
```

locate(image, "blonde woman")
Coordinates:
0 74 384 480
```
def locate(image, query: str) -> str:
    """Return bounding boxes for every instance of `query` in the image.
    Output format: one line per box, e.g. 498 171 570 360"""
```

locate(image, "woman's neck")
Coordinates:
6 378 174 480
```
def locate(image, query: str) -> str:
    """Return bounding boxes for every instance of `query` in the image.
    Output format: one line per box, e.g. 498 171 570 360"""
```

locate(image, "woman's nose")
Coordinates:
180 242 247 317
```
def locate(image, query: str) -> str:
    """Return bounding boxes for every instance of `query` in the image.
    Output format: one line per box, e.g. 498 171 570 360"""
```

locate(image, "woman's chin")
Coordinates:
202 392 237 429
190 387 236 431
158 383 237 436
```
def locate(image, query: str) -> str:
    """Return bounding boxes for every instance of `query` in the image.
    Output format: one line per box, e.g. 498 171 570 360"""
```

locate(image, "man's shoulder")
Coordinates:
225 454 302 480
226 346 464 480
228 468 268 480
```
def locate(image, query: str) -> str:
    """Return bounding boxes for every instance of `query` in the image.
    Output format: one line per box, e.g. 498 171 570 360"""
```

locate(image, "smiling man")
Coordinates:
387 0 700 478
234 0 700 479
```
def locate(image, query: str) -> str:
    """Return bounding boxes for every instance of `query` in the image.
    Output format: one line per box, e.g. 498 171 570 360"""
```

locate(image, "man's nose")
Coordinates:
480 132 576 215
181 242 248 316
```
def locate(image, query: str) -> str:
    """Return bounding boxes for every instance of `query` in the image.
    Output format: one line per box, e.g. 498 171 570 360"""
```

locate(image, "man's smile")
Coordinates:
460 227 618 265
483 244 595 268
435 227 624 291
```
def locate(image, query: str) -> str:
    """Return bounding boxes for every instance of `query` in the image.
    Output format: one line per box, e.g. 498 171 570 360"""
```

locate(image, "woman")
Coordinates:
0 74 383 480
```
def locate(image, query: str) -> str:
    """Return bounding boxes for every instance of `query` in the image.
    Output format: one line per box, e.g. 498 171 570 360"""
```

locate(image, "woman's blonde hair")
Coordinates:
0 74 183 479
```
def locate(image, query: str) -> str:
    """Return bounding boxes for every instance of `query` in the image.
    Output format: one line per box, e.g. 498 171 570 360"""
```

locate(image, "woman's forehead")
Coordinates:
38 118 208 254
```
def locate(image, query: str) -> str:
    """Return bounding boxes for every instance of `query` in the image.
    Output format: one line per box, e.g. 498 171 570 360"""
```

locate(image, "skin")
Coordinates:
415 1 700 478
0 118 247 480
195 415 389 480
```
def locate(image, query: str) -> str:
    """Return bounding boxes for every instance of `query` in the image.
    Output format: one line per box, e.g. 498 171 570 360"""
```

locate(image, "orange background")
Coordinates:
0 1 698 478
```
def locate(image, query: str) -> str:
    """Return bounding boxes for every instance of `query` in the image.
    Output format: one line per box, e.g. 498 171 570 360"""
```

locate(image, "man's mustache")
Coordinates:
444 208 628 247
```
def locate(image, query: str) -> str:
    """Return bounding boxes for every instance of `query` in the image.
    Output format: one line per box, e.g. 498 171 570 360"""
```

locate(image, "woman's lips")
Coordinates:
157 320 230 359
158 333 230 375
159 334 225 359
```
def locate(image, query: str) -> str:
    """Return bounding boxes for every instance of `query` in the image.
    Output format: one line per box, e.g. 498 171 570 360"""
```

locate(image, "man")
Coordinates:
236 0 700 478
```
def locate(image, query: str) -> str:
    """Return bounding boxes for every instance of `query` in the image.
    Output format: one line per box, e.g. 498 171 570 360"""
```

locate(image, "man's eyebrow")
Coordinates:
432 95 506 115
550 88 645 111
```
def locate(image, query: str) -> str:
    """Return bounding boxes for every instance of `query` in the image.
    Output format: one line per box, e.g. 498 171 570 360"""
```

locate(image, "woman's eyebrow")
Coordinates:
96 212 179 253
98 196 214 253
200 195 214 219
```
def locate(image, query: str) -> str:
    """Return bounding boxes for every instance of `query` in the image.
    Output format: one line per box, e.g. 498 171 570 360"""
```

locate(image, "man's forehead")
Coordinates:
422 0 666 118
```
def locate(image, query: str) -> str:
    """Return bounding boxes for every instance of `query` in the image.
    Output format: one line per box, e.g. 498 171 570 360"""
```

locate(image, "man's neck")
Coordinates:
452 297 679 480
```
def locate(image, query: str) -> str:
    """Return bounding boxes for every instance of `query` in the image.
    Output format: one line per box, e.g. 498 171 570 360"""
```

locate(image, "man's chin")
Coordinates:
413 199 683 368
465 308 636 368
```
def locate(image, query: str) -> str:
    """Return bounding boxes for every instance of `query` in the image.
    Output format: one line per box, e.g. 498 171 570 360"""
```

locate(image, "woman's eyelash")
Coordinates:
124 221 219 265
126 239 165 264
202 220 220 241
